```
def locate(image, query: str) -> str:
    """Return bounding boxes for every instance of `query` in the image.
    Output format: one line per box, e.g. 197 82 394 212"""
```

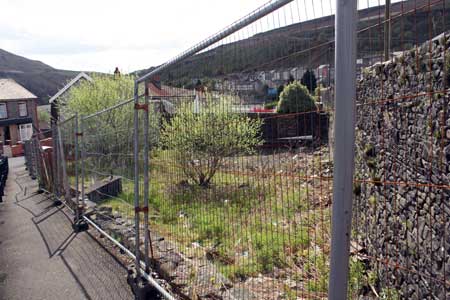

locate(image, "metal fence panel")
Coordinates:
24 0 450 299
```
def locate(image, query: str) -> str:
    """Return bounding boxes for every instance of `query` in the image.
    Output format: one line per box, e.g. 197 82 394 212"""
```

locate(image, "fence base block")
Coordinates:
72 220 89 233
127 267 160 300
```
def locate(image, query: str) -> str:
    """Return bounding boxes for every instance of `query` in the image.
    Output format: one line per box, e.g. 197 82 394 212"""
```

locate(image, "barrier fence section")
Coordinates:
352 1 450 299
136 1 336 299
79 99 140 245
25 130 54 193
55 115 79 214
22 0 450 299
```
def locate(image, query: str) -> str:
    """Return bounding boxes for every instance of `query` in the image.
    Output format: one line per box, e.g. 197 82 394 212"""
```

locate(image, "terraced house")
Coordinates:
0 79 39 155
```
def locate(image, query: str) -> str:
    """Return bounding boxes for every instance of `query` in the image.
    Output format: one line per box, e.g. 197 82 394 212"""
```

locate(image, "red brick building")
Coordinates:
0 79 39 150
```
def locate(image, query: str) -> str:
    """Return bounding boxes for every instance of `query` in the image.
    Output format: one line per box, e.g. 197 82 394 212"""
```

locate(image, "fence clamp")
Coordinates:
134 103 149 112
135 206 149 213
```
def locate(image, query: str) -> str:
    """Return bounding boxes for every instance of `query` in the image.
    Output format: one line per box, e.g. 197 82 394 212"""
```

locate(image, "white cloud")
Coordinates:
0 0 402 72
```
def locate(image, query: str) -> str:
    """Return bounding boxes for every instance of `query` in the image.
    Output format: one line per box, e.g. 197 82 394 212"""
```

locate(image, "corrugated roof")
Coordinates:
0 79 37 100
49 72 93 103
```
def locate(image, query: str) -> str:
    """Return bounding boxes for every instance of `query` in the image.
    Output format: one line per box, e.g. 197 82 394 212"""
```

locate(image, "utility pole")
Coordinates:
384 0 391 61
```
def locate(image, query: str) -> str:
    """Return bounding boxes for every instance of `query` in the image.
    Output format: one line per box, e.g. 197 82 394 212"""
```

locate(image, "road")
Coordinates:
0 157 134 300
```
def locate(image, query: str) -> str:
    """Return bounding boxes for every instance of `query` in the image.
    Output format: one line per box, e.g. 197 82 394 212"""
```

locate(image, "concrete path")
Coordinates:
0 157 134 300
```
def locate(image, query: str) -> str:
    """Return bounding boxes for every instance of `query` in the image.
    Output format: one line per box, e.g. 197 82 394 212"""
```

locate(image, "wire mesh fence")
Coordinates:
140 1 337 298
21 0 450 299
79 98 145 250
24 130 54 193
55 115 79 212
351 0 450 299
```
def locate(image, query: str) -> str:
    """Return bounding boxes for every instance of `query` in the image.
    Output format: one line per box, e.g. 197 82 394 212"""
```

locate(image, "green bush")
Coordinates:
161 95 263 187
276 81 317 114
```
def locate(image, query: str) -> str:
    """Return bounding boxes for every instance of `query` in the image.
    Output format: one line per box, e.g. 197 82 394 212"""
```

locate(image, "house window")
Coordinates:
19 124 33 141
0 103 7 119
18 102 27 117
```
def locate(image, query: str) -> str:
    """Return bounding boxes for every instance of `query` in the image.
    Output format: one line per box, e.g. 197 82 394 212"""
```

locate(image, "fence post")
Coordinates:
74 113 80 222
51 126 58 196
30 138 37 180
143 81 153 272
133 81 141 281
384 0 391 61
56 125 71 204
328 0 357 299
80 116 86 210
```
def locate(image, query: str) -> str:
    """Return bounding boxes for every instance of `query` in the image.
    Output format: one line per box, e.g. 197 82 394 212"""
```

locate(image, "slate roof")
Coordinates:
0 79 37 101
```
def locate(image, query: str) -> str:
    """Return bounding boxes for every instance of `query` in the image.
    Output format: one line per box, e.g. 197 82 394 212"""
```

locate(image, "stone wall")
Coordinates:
355 33 450 299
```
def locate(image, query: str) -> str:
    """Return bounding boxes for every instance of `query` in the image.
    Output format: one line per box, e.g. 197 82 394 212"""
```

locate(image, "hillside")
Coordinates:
0 49 78 105
137 0 450 87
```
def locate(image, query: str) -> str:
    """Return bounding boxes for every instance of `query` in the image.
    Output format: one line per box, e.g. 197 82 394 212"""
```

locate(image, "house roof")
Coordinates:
0 79 37 101
147 82 196 98
49 72 93 103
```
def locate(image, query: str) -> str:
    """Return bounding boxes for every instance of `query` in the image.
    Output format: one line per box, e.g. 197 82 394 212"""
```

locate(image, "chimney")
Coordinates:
114 67 121 78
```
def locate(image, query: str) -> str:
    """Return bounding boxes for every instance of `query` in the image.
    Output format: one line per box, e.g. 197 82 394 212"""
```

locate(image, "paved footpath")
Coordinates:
0 157 134 300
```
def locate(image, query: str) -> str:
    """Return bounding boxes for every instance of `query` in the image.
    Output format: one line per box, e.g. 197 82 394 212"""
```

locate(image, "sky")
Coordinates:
0 0 396 73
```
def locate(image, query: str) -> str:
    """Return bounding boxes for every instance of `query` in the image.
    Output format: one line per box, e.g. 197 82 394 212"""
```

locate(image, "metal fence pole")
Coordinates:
133 81 141 280
80 116 86 210
384 0 391 61
74 113 80 222
143 81 151 272
57 125 71 204
52 126 58 196
32 138 40 181
328 0 357 299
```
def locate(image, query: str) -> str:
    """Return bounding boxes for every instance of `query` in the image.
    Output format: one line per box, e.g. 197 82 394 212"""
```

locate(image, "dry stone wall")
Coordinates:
354 33 450 299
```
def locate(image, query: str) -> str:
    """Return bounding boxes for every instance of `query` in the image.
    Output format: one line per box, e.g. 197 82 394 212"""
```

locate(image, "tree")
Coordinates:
61 74 160 176
300 69 317 94
276 81 317 114
160 95 263 187
38 109 51 126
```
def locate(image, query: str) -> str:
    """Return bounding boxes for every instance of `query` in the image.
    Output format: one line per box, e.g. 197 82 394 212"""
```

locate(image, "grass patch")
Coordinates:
105 151 334 295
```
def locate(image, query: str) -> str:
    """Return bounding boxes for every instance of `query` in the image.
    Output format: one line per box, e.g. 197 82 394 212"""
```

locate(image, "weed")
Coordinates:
348 258 365 297
380 287 400 300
